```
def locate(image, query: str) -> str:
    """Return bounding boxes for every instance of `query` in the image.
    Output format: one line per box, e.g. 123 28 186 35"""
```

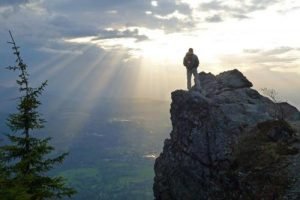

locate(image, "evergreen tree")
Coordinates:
0 31 76 199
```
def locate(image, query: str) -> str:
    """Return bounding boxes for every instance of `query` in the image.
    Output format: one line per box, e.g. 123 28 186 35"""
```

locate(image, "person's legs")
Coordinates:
187 69 192 90
192 68 201 89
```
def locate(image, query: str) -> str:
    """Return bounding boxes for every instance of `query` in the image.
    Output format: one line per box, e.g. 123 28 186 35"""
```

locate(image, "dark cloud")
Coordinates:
0 0 29 6
43 0 193 32
0 0 194 64
0 0 194 41
45 0 192 16
48 14 101 38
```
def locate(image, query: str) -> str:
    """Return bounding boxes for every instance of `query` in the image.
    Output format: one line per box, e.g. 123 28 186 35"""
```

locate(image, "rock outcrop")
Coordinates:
153 69 300 200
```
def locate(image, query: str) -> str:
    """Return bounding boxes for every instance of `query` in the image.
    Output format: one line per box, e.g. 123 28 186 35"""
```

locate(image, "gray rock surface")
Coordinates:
153 69 300 200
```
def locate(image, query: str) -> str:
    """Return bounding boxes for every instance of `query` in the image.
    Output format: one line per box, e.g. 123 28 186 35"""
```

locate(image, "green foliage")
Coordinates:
206 120 299 199
0 31 76 199
229 120 298 199
58 161 154 200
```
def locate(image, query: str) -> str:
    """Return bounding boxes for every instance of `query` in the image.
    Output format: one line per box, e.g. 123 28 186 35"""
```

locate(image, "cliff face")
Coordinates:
153 69 300 200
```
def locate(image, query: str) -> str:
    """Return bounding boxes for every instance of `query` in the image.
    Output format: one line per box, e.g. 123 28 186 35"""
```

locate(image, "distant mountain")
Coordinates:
0 85 172 200
42 97 170 200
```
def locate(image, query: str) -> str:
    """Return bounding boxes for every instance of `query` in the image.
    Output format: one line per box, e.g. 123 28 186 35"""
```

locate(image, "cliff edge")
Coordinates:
153 69 300 200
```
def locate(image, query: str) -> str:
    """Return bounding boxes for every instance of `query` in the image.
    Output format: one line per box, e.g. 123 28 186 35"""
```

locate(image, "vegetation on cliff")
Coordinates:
221 120 299 199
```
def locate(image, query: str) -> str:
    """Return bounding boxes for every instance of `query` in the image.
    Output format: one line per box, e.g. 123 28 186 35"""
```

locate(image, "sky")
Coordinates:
1 0 300 109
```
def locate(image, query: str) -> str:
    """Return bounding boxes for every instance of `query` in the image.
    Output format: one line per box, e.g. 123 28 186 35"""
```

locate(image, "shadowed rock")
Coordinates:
153 69 300 200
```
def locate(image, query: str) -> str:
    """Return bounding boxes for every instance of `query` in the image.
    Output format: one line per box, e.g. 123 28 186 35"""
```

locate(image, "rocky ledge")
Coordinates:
153 69 300 200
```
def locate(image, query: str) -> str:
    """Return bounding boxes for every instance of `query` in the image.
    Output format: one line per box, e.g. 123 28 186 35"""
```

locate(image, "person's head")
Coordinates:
188 48 193 55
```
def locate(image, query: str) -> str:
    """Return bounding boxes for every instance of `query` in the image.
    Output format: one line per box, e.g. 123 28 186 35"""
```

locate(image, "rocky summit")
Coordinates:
153 69 300 200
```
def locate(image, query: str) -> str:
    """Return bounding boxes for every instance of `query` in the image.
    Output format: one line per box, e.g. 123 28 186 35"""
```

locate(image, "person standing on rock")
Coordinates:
183 48 201 91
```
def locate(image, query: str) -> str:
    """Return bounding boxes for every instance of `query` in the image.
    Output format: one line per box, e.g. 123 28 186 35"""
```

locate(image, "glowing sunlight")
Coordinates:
1 1 300 199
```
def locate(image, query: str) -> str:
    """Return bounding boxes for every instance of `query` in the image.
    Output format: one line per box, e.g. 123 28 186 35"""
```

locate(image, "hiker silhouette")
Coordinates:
183 48 201 90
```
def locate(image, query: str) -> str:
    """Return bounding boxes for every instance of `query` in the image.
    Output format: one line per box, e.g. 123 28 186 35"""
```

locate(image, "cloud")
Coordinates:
249 0 279 11
205 14 223 23
200 1 227 11
1 0 299 105
278 5 300 14
0 0 198 69
37 47 83 55
0 0 194 42
42 0 193 32
244 47 299 56
243 49 261 54
92 28 149 42
262 47 295 56
270 65 300 74
0 0 29 6
200 0 279 12
154 10 189 20
220 46 300 73
231 14 249 19
200 0 280 21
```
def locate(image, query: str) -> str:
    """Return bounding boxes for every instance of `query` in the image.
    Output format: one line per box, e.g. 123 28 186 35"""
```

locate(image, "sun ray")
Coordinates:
34 45 93 83
53 50 133 139
31 51 69 76
47 51 109 115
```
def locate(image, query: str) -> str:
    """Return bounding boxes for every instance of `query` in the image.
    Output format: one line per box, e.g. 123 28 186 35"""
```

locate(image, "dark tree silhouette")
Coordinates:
0 31 76 199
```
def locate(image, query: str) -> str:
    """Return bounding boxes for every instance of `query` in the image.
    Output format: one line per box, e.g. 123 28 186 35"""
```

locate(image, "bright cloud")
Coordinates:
154 10 189 20
151 1 158 7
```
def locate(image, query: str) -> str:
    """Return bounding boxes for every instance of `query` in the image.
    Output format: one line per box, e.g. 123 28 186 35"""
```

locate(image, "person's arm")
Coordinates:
194 55 199 68
183 56 187 67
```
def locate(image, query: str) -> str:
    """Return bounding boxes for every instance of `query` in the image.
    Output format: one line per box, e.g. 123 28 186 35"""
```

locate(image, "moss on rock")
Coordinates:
230 120 299 199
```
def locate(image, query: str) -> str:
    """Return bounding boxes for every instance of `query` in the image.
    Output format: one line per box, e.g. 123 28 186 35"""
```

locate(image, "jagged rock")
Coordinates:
277 102 300 121
216 69 253 89
153 69 300 200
